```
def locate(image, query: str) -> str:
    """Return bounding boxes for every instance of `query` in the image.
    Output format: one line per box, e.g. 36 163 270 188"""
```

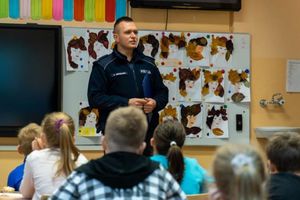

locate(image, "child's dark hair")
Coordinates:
154 120 186 183
266 132 300 172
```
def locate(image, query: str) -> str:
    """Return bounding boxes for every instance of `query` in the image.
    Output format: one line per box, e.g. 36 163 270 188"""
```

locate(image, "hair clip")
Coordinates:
54 119 64 133
231 153 254 174
170 141 177 147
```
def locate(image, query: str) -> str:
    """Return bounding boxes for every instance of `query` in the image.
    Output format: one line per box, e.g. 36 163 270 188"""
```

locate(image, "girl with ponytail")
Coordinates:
150 119 209 194
20 112 88 200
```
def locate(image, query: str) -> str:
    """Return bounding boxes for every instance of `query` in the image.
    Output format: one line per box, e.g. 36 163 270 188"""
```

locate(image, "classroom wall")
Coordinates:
1 0 300 188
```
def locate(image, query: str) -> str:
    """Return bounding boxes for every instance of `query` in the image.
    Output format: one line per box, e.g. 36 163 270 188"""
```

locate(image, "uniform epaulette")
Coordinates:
140 54 156 67
95 54 116 70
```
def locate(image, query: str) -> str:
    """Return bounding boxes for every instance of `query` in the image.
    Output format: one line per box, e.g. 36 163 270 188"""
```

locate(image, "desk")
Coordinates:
0 193 29 200
187 193 209 200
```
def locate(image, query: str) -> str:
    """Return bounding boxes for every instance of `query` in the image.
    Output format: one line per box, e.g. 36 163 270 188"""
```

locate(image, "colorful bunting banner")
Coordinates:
5 0 125 22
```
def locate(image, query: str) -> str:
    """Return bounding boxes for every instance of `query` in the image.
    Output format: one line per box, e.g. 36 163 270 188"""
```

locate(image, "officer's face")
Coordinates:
114 21 138 50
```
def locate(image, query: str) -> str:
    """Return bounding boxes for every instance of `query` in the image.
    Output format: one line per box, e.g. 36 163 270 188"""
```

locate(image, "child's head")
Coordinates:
18 123 42 156
266 132 300 173
42 112 75 146
213 144 266 200
41 112 79 176
152 120 186 183
104 106 147 154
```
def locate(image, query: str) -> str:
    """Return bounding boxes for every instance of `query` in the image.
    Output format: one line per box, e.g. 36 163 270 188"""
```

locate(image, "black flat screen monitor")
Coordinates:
0 24 62 137
130 0 241 11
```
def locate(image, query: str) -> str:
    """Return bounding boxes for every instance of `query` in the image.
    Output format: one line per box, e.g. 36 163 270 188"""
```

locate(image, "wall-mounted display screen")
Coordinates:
0 24 62 137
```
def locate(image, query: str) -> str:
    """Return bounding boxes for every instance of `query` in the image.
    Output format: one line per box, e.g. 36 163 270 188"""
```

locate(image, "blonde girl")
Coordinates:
20 112 88 200
210 144 267 200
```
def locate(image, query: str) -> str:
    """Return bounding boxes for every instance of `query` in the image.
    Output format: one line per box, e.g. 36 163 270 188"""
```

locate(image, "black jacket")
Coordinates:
88 47 168 134
268 172 300 200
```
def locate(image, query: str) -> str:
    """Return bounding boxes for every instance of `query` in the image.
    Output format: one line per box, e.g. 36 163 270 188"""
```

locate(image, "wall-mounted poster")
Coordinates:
209 34 234 68
201 69 225 103
159 66 179 103
159 104 179 123
137 31 161 60
64 28 89 71
178 67 202 102
179 103 203 138
205 104 229 138
78 101 102 137
157 31 186 67
85 29 112 67
227 69 251 103
185 32 210 67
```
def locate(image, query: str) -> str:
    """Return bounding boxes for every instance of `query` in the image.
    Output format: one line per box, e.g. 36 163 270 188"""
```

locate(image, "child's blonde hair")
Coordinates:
41 112 80 177
105 106 147 151
18 123 42 156
213 144 266 200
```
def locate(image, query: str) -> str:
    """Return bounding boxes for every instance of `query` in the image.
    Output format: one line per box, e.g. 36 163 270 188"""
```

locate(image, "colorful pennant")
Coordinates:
105 0 115 22
42 0 52 19
31 0 41 20
95 0 105 22
116 0 126 20
20 0 31 19
63 0 73 21
85 0 95 22
9 0 20 19
0 0 9 18
53 0 63 20
74 0 84 21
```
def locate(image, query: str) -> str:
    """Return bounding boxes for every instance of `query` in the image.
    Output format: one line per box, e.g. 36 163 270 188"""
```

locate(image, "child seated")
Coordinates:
150 119 210 194
19 112 88 200
7 123 41 191
266 132 300 200
210 144 267 200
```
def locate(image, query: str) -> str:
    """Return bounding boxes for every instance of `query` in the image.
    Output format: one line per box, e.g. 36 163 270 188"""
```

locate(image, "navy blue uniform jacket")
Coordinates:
88 47 168 137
